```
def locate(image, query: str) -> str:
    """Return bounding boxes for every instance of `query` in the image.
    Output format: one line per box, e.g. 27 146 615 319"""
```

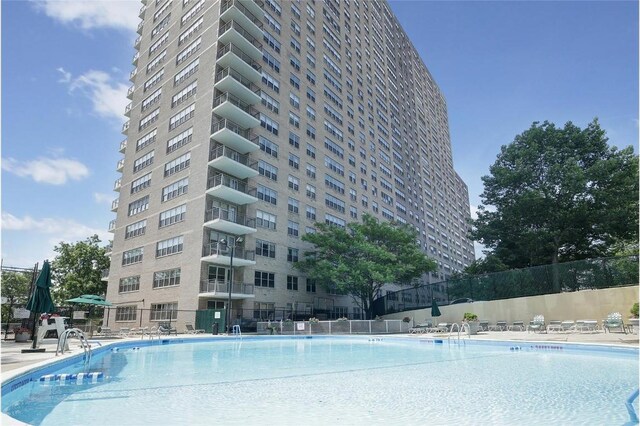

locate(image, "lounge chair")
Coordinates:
546 320 563 333
489 321 507 331
435 323 450 333
576 320 598 333
185 323 205 334
528 315 545 333
118 328 130 337
508 321 525 331
603 313 626 334
158 323 178 335
560 320 576 333
409 320 433 334
478 320 489 332
97 326 112 337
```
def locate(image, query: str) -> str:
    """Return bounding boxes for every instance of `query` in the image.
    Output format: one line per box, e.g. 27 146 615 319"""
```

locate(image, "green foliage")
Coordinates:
463 312 478 322
631 303 639 318
295 214 436 319
472 120 639 288
50 235 110 304
1 270 32 324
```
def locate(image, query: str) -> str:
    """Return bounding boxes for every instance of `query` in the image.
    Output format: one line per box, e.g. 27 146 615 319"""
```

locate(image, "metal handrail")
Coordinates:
56 328 91 364
202 243 255 260
209 144 250 165
199 279 254 295
217 43 261 71
206 173 256 196
215 67 260 93
204 206 255 228
212 92 259 117
218 19 262 49
220 0 263 28
211 118 258 146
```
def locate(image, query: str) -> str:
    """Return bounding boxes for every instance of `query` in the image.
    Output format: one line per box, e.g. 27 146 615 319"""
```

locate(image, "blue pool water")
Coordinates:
2 337 638 425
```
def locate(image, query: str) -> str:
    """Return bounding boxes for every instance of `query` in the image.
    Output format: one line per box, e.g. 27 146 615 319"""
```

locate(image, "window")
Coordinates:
169 104 195 130
258 160 278 181
128 196 149 216
288 175 299 191
257 184 277 205
125 219 147 239
287 247 299 262
307 87 316 102
324 156 344 176
119 276 140 293
156 236 184 257
139 109 159 130
306 278 316 293
288 153 300 169
179 17 203 45
176 37 201 65
289 112 300 128
159 204 186 228
261 91 280 113
115 306 137 321
263 50 281 72
325 174 345 194
306 124 316 139
290 38 301 53
256 210 277 229
290 73 300 90
171 81 197 107
153 268 181 288
263 31 281 53
131 173 151 194
133 150 155 173
167 128 193 153
122 247 143 266
255 271 275 288
162 177 189 201
287 220 299 237
306 163 316 179
255 239 276 258
306 106 316 120
325 213 346 228
262 71 280 93
150 302 178 321
141 88 162 111
288 197 299 213
136 129 157 151
260 113 279 135
325 193 346 213
174 58 199 85
287 275 299 290
258 136 279 158
306 184 316 200
164 152 191 177
289 92 300 109
306 205 316 220
144 69 164 92
306 144 316 158
289 132 300 149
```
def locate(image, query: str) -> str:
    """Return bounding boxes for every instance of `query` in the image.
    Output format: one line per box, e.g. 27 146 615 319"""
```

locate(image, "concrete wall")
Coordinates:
384 285 639 324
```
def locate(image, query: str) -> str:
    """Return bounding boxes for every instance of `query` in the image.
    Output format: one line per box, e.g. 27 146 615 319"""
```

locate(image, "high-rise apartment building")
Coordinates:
104 0 475 329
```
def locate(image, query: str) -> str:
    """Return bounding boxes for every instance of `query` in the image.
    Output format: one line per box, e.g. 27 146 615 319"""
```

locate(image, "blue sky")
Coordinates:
2 0 638 267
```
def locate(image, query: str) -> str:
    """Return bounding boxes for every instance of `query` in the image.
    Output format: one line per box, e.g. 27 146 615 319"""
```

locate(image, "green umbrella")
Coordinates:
25 260 55 350
66 294 112 306
431 297 442 318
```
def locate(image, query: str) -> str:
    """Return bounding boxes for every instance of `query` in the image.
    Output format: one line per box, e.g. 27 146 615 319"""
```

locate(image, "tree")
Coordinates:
51 235 110 304
294 214 436 319
1 270 32 333
472 120 638 291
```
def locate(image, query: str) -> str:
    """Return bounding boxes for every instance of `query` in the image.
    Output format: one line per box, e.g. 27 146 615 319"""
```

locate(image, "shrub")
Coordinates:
631 303 639 318
463 312 478 322
402 317 411 323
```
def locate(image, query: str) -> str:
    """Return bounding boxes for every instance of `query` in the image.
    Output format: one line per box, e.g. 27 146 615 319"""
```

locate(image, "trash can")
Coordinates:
212 322 219 335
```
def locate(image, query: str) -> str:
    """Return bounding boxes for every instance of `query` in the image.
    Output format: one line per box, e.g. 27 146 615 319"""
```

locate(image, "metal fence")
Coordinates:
257 319 410 335
372 256 639 317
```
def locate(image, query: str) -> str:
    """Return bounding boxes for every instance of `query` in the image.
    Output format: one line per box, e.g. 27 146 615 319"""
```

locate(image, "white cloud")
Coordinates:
65 70 129 123
93 192 113 204
2 212 110 242
34 0 139 32
2 157 90 185
57 67 72 83
469 204 479 220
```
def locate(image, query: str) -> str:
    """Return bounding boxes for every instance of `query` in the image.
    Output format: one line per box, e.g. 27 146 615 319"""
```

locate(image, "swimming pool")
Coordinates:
2 336 638 425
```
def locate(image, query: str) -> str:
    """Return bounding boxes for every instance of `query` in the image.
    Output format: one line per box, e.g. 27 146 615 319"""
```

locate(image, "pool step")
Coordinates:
39 372 104 385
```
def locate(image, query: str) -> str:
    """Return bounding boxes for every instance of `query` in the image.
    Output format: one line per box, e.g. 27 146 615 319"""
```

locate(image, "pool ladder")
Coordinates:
232 325 241 337
447 323 471 344
56 328 92 364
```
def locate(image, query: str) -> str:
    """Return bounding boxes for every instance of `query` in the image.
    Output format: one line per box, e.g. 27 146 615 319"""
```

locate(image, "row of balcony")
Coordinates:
204 206 256 235
218 19 262 61
201 242 255 266
217 43 261 83
220 0 263 37
212 91 259 129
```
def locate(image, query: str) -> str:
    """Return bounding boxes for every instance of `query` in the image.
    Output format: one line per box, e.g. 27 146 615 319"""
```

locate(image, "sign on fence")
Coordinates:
12 308 30 319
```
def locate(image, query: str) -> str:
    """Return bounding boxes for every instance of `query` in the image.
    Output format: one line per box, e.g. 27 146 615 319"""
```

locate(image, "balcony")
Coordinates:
214 67 261 104
218 20 262 61
216 43 261 83
134 35 142 49
101 268 110 281
198 279 255 299
111 198 119 212
113 178 122 191
130 68 138 81
137 21 144 35
122 121 130 134
203 207 256 235
124 102 132 117
139 5 146 18
219 0 263 40
208 144 258 179
119 139 127 153
210 118 258 154
206 173 258 205
127 85 134 100
116 158 125 172
201 243 256 266
108 219 116 233
105 242 113 256
212 91 260 128
132 51 139 66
